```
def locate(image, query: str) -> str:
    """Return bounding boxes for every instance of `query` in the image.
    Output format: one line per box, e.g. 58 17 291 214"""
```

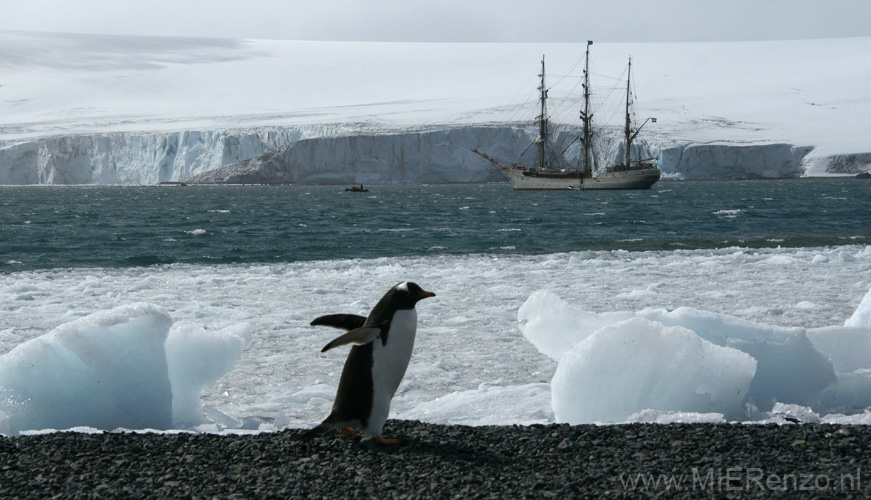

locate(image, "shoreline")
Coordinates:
3 421 870 498
2 175 870 188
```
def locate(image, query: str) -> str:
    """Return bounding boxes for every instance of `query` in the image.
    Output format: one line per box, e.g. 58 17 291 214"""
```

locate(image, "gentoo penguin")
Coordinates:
304 281 435 445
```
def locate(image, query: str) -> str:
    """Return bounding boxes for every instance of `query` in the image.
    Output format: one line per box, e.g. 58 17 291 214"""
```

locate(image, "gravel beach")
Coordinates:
2 421 870 499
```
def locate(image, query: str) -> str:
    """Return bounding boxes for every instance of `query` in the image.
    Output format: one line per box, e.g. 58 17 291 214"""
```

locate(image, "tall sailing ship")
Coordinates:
474 41 660 190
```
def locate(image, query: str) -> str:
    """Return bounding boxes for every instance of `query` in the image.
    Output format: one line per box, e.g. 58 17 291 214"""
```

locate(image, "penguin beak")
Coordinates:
418 290 436 299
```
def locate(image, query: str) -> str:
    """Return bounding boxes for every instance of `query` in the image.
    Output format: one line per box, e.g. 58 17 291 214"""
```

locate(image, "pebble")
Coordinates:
2 421 871 498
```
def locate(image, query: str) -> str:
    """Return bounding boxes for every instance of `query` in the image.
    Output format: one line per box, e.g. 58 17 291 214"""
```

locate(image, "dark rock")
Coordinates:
1 421 871 498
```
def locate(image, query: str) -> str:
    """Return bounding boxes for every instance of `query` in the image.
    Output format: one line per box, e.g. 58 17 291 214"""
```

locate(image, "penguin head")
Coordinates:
391 281 436 309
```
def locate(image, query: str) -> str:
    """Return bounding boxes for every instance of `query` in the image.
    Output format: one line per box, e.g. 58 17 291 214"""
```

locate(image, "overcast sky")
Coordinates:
2 0 870 43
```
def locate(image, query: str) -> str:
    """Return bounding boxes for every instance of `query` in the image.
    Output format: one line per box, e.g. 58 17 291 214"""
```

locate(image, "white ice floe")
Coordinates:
521 282 871 424
845 286 871 328
550 317 756 423
0 304 250 435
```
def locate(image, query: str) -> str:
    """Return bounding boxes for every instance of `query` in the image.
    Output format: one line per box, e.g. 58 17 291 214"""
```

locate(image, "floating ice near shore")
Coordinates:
521 288 871 424
0 304 250 435
551 317 756 422
845 287 871 328
0 246 870 434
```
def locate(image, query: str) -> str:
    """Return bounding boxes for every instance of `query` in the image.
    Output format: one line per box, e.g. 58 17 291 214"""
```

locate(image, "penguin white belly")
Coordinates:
365 309 417 436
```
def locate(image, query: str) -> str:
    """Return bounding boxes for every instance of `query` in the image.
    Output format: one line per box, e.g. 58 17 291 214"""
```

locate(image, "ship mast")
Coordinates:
536 55 548 169
624 57 633 168
581 41 593 178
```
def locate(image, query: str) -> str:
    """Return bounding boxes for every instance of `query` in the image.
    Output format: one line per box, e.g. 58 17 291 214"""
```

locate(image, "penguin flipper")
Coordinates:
321 326 382 352
310 314 366 331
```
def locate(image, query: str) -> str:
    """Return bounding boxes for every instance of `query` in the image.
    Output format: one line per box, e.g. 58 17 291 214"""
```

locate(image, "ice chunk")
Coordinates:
518 290 630 360
0 304 173 434
0 305 251 435
408 383 552 426
767 403 821 424
806 326 871 372
625 409 726 424
635 307 836 409
845 286 871 328
822 410 871 425
818 369 871 410
166 322 252 427
521 291 837 414
804 287 871 414
552 318 756 424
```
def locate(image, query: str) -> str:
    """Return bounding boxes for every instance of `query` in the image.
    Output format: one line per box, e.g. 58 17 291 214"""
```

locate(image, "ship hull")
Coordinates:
497 165 583 190
581 166 660 190
497 164 660 190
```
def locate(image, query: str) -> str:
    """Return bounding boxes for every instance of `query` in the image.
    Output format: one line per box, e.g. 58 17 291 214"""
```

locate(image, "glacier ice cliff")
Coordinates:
660 143 814 180
1 125 869 185
186 127 532 185
804 152 871 176
0 128 310 185
185 128 838 185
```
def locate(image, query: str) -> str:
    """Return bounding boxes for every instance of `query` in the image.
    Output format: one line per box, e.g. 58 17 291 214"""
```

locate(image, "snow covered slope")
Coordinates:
1 31 870 184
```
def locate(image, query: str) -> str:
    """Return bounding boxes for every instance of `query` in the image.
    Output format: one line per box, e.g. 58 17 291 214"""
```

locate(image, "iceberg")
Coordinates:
806 291 871 411
519 288 871 424
845 286 871 328
551 317 756 423
635 307 836 409
0 304 250 435
0 304 174 434
166 321 252 427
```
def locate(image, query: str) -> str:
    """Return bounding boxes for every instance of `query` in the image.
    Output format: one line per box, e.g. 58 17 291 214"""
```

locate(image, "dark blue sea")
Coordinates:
2 180 870 271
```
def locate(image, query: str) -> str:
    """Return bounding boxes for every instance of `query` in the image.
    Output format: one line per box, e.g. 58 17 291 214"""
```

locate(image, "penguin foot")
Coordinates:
300 424 329 440
374 436 402 446
341 427 360 439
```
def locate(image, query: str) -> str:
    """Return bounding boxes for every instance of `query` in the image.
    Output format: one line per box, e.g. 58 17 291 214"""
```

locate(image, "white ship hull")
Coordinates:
581 166 660 190
497 163 660 190
497 165 583 190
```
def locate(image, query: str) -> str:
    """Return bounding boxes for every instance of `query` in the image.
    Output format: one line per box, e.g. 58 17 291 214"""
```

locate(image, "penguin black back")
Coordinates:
305 281 435 443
